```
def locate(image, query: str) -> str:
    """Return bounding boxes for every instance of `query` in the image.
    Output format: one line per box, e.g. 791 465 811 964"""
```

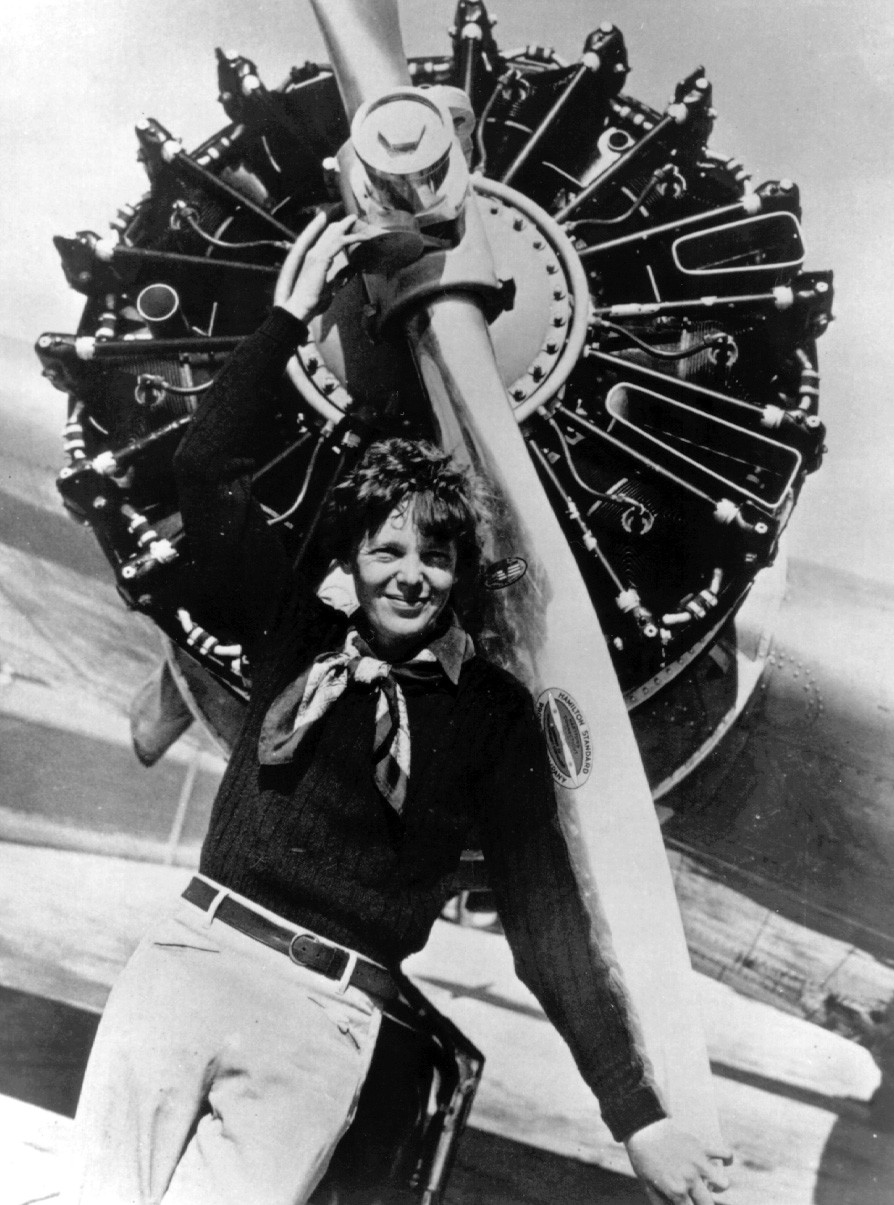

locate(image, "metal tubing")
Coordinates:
173 152 297 240
90 336 242 360
109 415 193 468
579 199 757 260
591 288 800 318
36 332 243 375
526 434 626 593
138 121 297 240
555 113 674 222
500 63 589 187
191 121 247 171
451 2 500 110
111 246 279 276
457 32 481 102
558 402 716 507
587 348 778 431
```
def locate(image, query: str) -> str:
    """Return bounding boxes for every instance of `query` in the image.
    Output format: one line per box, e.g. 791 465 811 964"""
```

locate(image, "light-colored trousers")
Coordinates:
66 885 383 1205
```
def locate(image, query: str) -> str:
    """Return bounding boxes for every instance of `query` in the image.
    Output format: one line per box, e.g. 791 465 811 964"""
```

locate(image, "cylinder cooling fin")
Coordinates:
37 1 833 753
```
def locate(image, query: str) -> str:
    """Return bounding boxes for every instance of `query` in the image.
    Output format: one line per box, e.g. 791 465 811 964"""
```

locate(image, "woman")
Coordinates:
68 214 731 1205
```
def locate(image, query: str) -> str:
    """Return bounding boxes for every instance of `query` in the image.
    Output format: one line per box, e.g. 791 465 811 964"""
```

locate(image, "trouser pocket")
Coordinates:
148 912 222 953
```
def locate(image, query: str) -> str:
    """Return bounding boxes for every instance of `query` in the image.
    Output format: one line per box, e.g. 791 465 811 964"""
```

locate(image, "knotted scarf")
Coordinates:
257 628 461 814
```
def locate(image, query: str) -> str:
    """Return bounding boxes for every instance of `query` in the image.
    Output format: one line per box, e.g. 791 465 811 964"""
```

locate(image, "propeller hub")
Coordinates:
352 89 454 214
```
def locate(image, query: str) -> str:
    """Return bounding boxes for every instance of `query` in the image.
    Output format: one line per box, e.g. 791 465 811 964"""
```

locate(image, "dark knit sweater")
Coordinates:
173 307 666 1143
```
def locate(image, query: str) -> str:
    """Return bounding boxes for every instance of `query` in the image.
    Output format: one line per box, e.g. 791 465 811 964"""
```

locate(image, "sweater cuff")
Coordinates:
601 1085 667 1145
266 306 309 347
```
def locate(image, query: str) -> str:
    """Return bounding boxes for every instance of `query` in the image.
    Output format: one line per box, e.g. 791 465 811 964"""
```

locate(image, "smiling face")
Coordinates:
348 500 458 660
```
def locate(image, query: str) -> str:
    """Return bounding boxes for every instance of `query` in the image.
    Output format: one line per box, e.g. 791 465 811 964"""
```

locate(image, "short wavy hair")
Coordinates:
321 438 489 593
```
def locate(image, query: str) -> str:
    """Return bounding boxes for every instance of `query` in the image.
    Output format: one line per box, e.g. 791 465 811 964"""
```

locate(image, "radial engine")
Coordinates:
37 2 834 787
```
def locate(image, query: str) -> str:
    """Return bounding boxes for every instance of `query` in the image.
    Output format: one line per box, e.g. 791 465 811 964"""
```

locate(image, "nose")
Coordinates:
395 554 424 593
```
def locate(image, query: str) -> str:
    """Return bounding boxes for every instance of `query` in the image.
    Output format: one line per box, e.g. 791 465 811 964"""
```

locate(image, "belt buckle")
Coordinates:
289 932 350 982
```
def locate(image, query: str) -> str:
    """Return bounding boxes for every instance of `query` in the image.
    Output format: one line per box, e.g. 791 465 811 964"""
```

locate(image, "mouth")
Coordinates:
384 595 431 614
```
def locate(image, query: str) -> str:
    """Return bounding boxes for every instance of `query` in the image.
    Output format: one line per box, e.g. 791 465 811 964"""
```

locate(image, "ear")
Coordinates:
317 561 359 614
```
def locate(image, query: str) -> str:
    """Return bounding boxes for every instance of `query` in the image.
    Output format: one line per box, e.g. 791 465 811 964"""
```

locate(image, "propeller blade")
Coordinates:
309 0 410 120
307 0 722 1142
407 291 722 1141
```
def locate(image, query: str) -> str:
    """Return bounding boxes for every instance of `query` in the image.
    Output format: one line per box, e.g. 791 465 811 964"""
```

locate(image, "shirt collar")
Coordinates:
426 614 475 685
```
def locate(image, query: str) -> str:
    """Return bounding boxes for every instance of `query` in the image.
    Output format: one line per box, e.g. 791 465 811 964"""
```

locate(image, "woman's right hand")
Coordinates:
279 213 365 324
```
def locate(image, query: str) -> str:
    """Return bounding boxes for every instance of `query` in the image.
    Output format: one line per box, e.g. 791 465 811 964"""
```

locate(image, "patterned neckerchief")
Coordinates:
258 616 474 813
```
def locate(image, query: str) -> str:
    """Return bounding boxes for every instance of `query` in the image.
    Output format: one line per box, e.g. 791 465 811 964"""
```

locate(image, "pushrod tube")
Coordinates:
555 113 674 222
500 63 590 187
111 246 279 276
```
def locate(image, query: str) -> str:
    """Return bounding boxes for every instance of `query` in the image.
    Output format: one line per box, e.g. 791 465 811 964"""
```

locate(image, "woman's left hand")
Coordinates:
625 1119 733 1204
280 213 365 324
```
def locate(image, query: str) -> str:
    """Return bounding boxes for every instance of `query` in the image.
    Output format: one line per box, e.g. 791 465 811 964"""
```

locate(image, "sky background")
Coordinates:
2 0 892 584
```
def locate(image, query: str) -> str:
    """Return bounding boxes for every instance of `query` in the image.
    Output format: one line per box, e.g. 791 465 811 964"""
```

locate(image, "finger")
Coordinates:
319 214 358 242
324 234 367 258
300 210 328 244
643 1183 689 1205
707 1146 734 1166
692 1151 730 1178
310 214 354 242
689 1177 715 1205
274 211 330 308
689 1162 729 1193
642 1186 668 1205
315 227 364 260
708 1156 737 1195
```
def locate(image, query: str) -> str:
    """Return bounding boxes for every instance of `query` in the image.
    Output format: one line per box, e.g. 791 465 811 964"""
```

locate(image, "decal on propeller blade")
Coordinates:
483 556 527 590
537 688 593 789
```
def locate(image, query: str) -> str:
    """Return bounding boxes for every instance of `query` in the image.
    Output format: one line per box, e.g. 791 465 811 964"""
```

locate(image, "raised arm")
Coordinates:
173 307 308 648
173 214 361 649
475 683 732 1200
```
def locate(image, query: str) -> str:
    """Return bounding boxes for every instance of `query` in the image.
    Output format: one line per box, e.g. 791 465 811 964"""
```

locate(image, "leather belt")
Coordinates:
181 878 398 1002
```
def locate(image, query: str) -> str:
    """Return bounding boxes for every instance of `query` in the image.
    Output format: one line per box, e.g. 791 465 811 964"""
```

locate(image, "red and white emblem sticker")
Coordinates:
537 687 593 789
